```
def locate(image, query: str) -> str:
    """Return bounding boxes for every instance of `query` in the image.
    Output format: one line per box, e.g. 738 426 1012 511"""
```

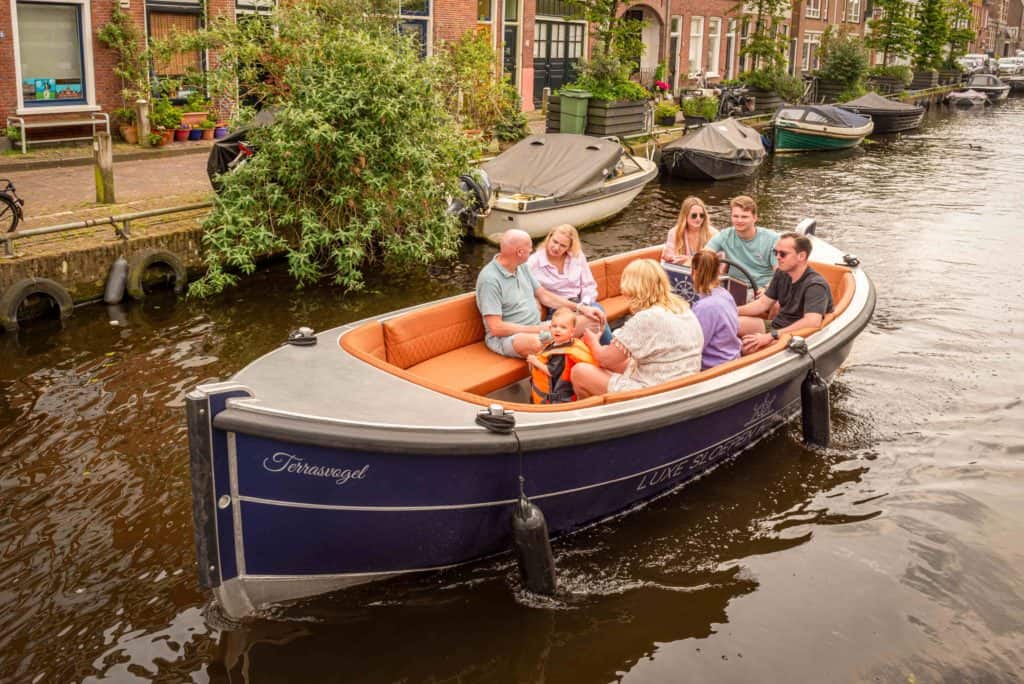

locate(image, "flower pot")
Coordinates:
158 129 174 146
119 124 138 145
174 128 190 142
188 128 203 141
201 128 215 140
683 114 707 128
657 115 677 127
214 126 229 139
180 111 209 127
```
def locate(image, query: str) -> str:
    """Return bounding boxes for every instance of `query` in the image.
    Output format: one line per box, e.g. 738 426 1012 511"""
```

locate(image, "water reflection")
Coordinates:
2 99 1024 682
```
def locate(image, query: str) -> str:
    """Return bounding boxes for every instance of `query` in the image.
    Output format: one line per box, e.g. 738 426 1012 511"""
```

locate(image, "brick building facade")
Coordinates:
0 0 998 129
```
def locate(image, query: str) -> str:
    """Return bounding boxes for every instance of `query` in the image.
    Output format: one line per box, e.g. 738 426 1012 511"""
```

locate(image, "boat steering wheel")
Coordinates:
719 257 761 302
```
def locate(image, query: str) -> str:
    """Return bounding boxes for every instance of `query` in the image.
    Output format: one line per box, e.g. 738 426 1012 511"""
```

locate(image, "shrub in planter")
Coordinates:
815 29 869 101
200 117 216 140
150 97 182 131
681 95 717 121
654 101 680 126
148 131 165 147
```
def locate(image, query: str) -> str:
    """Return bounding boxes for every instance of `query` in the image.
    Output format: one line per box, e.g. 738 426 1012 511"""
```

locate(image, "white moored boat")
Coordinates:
468 134 658 244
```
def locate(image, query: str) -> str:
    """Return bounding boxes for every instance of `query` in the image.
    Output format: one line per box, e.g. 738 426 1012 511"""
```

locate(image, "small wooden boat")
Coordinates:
946 89 991 107
660 118 767 180
961 74 1010 101
467 134 658 244
1003 75 1024 93
838 92 925 134
186 225 875 620
771 104 874 153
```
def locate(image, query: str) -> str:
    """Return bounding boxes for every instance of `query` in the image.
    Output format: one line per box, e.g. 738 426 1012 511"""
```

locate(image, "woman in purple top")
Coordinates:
690 249 741 369
528 224 612 344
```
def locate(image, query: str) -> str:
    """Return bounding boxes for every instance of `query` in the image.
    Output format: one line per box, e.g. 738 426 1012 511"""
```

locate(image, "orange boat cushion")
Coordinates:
382 294 485 370
407 342 528 395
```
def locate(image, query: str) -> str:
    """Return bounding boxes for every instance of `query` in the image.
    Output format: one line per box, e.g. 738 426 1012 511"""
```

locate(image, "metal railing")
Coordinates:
2 201 212 257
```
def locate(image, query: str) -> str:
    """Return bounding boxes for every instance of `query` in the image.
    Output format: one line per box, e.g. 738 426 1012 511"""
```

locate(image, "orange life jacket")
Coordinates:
530 339 595 404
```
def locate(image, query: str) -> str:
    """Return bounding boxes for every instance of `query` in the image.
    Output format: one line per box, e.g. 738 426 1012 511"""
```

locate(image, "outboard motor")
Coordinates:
449 169 492 229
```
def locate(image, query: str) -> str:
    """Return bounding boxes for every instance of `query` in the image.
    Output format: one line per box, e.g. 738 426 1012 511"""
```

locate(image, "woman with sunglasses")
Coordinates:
661 196 717 266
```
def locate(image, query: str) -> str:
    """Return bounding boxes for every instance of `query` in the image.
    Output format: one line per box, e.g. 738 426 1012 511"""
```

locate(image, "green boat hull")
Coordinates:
774 125 867 153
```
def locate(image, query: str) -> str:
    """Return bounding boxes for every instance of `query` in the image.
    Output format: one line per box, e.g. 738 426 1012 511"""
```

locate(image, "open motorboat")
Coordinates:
463 134 658 244
660 117 767 180
187 220 875 620
960 73 1010 101
945 89 991 107
771 104 874 153
838 92 925 134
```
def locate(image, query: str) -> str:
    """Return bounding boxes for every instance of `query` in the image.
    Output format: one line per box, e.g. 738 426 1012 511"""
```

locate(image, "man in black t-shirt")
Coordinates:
737 232 834 354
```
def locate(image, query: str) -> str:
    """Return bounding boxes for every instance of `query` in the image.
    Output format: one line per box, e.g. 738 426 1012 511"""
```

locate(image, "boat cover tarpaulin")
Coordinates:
776 104 871 128
662 118 766 162
481 134 623 200
840 92 923 112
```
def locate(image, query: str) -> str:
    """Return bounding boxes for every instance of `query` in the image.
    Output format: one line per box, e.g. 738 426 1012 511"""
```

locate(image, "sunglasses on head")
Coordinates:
689 212 705 219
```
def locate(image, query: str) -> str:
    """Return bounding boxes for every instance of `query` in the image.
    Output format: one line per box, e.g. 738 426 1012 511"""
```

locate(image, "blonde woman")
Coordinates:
661 196 717 266
528 224 612 343
571 259 704 398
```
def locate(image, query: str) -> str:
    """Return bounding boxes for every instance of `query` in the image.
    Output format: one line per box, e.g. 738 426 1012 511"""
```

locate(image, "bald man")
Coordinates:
476 229 606 358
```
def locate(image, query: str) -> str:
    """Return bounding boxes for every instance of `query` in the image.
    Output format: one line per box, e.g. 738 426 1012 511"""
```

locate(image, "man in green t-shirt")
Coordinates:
704 195 779 290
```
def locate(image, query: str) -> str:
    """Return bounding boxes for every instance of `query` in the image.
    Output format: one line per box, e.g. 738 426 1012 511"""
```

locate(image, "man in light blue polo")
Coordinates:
705 194 779 290
476 229 605 358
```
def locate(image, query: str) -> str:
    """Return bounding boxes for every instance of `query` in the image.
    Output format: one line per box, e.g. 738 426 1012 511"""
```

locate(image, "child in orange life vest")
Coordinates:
527 307 596 404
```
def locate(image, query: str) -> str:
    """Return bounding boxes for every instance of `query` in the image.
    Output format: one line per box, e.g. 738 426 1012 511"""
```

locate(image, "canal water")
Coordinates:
2 99 1022 683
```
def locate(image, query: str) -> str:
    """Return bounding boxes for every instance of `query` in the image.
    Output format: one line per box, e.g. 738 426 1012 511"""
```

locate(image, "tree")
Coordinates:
943 0 976 68
564 0 643 61
185 0 480 296
736 0 791 73
913 0 949 71
864 0 917 66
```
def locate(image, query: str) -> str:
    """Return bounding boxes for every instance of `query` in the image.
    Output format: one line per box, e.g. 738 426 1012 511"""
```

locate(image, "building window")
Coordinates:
725 19 736 79
802 30 822 71
846 0 861 22
738 19 749 73
706 17 721 76
399 0 430 57
805 0 821 19
688 16 704 74
669 15 682 88
16 1 87 107
536 0 583 19
477 0 491 21
235 0 274 14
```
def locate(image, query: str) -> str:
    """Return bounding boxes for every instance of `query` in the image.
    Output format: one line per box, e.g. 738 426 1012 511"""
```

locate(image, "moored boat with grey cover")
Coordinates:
838 92 925 134
660 118 767 180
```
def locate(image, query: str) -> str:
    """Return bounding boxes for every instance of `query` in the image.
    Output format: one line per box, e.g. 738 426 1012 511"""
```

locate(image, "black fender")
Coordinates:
0 277 73 332
126 248 187 300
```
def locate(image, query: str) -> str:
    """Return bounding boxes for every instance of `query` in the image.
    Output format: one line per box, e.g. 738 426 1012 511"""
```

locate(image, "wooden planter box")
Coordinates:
937 68 964 86
546 96 648 136
867 76 907 95
910 70 938 90
585 99 647 136
746 88 783 115
816 79 846 103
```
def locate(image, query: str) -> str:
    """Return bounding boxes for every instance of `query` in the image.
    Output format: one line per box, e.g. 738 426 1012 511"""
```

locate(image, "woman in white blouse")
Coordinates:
571 259 704 397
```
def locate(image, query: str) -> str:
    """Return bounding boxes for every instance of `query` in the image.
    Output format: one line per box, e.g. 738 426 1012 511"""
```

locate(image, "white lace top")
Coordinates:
607 305 704 392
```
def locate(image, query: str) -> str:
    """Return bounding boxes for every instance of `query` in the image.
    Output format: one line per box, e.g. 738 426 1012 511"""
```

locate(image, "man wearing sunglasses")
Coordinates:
704 195 779 290
736 232 834 355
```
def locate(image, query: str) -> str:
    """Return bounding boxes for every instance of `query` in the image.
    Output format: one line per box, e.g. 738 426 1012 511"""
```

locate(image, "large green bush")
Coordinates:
565 51 650 102
189 0 478 296
816 30 869 87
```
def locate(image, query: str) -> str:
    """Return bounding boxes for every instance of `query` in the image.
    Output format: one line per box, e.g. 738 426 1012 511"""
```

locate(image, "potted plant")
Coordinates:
213 122 230 139
560 53 650 136
174 123 190 142
654 101 680 127
180 90 211 128
867 64 913 94
112 106 138 144
681 94 718 126
188 124 203 141
148 131 165 147
911 0 948 88
98 6 149 146
200 117 216 140
940 0 975 85
814 29 869 102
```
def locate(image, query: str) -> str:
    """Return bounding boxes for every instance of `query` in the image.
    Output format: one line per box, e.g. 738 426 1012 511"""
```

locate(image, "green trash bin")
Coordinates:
559 89 591 134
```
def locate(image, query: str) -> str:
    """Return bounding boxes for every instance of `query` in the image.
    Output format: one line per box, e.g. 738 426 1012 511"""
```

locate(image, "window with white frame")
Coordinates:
802 30 822 71
805 0 821 19
738 18 750 73
725 19 736 78
846 0 861 22
15 0 91 108
688 16 704 74
706 17 722 75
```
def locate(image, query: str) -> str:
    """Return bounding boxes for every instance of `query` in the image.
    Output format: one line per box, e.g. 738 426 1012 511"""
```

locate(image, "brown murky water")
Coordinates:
2 100 1023 683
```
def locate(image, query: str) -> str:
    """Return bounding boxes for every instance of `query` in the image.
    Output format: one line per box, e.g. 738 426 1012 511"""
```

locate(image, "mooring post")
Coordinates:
94 132 115 204
136 99 151 147
542 87 551 115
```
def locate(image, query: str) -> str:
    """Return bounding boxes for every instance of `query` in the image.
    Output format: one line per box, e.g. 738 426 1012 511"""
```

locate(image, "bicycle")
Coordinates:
0 179 24 233
714 84 755 120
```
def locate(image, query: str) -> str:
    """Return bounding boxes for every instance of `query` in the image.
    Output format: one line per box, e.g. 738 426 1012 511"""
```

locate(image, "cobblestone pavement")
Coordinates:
6 151 212 230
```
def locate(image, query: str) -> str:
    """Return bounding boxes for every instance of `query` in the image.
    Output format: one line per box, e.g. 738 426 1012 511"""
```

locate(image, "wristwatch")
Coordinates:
769 329 779 340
